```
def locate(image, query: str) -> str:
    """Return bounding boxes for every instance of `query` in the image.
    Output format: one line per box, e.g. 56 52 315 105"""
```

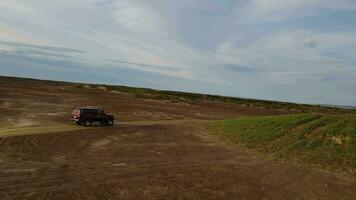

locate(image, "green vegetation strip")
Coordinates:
210 114 356 169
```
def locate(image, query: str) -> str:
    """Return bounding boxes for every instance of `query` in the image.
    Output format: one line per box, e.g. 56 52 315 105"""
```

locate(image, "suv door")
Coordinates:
96 110 106 122
82 109 97 120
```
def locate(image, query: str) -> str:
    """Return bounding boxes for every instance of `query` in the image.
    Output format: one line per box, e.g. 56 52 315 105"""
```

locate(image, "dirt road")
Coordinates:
0 119 209 138
0 121 356 199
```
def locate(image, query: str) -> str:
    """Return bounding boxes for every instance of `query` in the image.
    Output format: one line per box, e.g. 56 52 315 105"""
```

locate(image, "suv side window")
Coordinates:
90 109 97 115
82 109 88 115
82 109 96 115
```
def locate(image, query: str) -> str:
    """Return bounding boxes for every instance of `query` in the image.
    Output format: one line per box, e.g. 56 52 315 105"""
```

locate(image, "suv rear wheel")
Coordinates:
84 120 92 127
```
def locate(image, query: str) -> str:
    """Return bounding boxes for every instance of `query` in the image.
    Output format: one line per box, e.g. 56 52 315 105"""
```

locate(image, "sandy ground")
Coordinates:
0 76 355 199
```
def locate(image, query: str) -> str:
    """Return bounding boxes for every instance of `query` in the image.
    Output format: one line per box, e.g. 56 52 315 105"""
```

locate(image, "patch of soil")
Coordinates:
0 123 355 199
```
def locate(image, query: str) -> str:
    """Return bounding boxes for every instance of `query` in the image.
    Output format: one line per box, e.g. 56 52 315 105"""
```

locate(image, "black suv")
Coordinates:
71 107 114 127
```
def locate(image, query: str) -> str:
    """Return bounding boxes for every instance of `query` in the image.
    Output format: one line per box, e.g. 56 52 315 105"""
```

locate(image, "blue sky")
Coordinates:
0 0 356 106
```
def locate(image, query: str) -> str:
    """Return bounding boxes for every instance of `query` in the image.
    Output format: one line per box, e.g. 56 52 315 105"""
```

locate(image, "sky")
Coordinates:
0 0 356 106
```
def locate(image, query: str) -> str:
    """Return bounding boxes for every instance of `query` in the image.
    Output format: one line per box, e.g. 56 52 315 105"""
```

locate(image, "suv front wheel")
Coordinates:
84 120 92 127
106 119 114 126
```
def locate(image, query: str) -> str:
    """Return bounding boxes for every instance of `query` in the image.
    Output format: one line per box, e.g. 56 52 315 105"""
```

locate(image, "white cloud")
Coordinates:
215 29 356 79
0 0 35 13
112 1 165 34
0 45 14 53
249 0 312 17
0 25 46 45
238 0 356 24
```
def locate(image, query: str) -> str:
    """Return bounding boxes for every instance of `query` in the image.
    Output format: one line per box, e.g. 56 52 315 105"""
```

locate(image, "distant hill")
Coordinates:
1 75 355 114
321 104 356 110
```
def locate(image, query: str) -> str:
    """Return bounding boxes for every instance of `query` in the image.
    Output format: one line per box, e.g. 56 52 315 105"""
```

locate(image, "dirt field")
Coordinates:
1 76 356 199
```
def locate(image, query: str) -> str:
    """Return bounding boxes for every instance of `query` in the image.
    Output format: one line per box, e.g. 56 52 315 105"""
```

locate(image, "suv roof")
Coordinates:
75 106 103 110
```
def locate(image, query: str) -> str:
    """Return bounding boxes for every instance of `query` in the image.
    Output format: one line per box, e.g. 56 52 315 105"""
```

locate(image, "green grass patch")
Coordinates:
210 113 356 169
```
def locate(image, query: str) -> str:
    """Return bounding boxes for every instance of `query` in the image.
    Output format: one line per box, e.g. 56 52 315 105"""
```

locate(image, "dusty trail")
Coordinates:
0 119 210 138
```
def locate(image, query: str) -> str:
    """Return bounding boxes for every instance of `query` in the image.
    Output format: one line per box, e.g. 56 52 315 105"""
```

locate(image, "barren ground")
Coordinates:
0 77 355 199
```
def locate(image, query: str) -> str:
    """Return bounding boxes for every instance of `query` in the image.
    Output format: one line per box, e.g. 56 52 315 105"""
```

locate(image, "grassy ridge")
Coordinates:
1 76 355 114
77 83 356 114
210 114 356 169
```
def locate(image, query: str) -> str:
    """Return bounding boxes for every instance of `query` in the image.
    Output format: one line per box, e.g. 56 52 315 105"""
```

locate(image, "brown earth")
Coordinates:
0 76 355 199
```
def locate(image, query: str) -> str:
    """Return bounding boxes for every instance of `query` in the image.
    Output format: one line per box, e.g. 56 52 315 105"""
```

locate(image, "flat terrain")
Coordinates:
0 76 356 199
